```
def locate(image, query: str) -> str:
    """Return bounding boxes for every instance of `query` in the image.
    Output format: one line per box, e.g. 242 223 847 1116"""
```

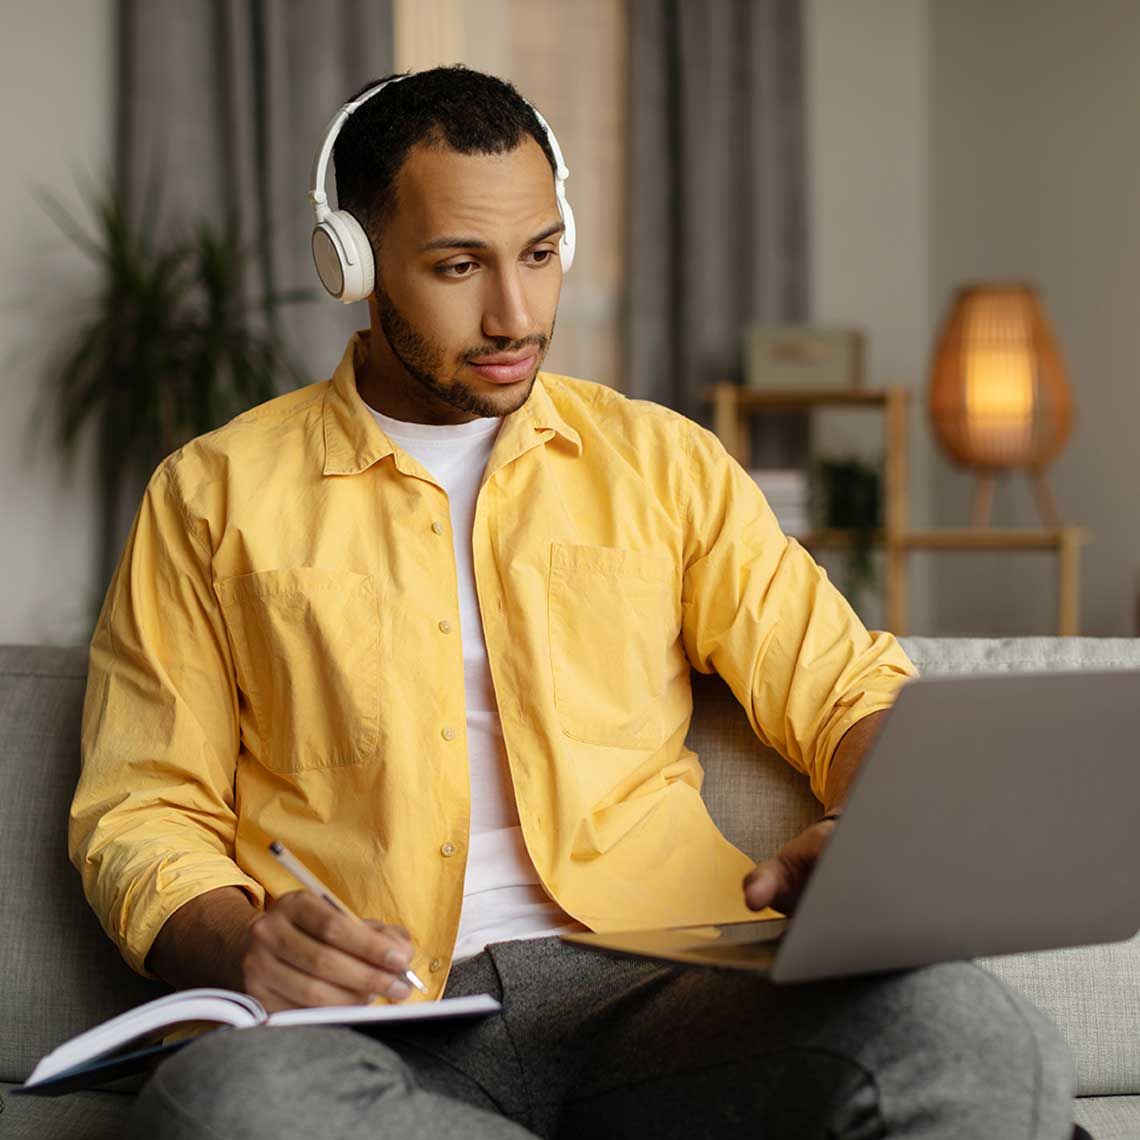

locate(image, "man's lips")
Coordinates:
467 352 538 384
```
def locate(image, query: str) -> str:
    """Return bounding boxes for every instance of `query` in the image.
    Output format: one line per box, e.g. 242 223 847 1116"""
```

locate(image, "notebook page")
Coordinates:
26 989 266 1085
265 993 500 1027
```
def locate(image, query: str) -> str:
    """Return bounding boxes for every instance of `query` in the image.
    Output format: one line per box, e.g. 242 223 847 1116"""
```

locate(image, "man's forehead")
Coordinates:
393 137 558 242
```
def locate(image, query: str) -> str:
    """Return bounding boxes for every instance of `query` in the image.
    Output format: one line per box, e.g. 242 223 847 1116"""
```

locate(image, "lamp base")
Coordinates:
971 470 1061 528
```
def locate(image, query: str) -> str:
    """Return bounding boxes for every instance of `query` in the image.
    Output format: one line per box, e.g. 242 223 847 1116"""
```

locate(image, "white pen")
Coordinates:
268 839 429 995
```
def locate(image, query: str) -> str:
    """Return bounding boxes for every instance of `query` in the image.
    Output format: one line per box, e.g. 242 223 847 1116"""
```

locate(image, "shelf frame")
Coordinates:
706 383 1087 635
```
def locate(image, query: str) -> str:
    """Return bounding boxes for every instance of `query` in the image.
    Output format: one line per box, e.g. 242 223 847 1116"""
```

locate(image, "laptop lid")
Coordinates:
773 669 1140 981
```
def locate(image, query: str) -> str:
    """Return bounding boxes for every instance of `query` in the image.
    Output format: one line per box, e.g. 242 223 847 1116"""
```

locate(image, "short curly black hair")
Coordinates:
332 65 558 242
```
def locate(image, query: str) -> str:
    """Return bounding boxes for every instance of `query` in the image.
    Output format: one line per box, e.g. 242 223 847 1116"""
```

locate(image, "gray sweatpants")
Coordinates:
128 935 1076 1139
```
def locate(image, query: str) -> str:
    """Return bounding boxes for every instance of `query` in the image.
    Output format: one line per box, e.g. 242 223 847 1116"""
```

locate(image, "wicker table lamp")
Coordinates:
929 283 1073 526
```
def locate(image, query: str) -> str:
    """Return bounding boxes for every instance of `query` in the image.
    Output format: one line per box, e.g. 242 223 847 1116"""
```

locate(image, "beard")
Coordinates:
375 280 552 420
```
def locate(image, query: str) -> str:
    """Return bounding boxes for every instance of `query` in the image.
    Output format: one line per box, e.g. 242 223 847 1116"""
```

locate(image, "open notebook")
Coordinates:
16 988 500 1097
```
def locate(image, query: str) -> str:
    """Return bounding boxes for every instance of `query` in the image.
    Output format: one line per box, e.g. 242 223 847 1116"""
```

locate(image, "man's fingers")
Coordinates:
246 893 418 1007
746 861 805 916
250 911 412 1003
362 919 414 964
285 894 413 971
743 818 839 915
382 922 413 943
743 858 785 911
253 947 367 1011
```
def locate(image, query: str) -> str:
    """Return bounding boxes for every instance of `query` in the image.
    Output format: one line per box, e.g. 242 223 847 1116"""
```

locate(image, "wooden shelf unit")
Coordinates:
706 383 1088 635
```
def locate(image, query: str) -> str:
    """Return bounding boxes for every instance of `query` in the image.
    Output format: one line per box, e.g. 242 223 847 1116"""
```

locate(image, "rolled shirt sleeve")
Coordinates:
70 457 264 977
679 422 918 805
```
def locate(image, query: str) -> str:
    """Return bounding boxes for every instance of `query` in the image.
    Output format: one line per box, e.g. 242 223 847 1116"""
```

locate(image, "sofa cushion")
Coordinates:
1073 1094 1140 1139
0 646 169 1085
977 936 1140 1097
689 669 819 859
900 635 1140 676
0 1083 136 1140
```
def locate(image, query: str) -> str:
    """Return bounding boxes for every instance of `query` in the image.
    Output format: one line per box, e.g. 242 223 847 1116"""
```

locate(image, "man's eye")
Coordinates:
530 249 556 266
439 261 477 277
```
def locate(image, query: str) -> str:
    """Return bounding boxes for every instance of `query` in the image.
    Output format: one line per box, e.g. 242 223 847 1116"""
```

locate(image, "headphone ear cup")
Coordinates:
334 211 375 302
312 222 347 299
311 210 375 303
558 191 576 273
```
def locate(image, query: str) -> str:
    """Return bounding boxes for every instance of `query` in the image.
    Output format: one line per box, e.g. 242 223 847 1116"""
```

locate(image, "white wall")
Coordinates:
0 1 115 644
804 0 934 632
931 0 1140 635
807 0 1140 637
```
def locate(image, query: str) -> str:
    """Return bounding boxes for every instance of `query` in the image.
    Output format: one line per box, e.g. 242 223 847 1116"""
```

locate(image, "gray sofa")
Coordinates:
2 637 1138 1138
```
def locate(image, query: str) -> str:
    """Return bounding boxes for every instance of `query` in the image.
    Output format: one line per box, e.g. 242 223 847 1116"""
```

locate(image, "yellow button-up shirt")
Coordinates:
71 332 917 999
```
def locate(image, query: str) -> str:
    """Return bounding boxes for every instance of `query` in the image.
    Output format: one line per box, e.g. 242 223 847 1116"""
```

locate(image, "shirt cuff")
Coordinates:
118 862 266 979
811 662 918 805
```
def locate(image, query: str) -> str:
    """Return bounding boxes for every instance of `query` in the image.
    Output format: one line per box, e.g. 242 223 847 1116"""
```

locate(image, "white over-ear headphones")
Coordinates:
308 73 576 303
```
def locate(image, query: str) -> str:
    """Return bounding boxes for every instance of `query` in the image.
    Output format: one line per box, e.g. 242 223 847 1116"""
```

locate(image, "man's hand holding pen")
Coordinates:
240 891 419 1014
236 839 429 1013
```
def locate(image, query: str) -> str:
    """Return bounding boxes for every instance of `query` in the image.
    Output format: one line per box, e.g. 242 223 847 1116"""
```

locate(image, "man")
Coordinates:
72 66 1076 1138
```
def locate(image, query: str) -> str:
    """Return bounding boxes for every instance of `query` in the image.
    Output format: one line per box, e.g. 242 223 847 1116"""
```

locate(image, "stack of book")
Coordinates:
747 468 812 538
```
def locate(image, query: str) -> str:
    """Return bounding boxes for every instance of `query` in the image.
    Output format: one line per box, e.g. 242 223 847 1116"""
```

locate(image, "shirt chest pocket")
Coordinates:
215 568 380 773
548 543 676 749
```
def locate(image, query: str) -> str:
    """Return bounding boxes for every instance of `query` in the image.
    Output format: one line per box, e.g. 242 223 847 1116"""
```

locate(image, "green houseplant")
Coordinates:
816 456 882 613
37 177 314 621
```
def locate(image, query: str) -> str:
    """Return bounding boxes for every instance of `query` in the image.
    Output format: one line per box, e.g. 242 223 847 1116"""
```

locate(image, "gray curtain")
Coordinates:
624 0 808 429
118 0 394 382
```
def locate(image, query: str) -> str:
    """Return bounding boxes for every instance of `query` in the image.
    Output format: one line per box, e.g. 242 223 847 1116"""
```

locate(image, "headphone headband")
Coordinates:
309 73 576 302
308 77 409 218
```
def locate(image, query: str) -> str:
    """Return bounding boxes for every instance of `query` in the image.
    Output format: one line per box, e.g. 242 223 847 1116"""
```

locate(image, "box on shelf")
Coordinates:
743 325 864 391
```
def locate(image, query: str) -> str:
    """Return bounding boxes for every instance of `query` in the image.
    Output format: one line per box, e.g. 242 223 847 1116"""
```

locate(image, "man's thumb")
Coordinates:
743 860 781 910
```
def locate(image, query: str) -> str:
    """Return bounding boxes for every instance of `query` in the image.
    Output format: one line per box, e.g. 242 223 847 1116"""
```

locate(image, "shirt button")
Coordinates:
429 957 444 972
440 841 456 857
441 726 457 741
431 521 445 534
438 619 453 634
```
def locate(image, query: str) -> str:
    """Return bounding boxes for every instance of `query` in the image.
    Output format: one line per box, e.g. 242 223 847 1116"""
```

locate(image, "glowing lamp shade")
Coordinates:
929 284 1074 525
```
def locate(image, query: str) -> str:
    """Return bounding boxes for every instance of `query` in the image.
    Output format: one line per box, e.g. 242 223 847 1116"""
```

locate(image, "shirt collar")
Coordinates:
322 331 582 476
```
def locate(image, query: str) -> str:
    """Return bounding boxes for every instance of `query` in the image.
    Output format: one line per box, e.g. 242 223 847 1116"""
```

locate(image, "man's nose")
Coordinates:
481 267 534 343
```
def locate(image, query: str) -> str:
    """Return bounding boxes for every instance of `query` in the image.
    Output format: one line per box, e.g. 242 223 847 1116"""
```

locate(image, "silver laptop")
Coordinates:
563 670 1140 983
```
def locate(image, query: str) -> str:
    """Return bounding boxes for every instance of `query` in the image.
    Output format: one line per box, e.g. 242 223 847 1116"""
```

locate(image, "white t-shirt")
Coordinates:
365 401 588 960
